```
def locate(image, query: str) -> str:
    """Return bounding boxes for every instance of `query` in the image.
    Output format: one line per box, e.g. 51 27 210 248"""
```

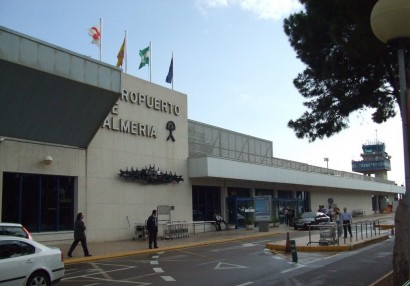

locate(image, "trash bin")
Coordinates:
259 221 269 232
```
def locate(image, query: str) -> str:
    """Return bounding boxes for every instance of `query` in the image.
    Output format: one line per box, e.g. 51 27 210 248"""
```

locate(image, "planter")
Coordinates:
246 224 254 230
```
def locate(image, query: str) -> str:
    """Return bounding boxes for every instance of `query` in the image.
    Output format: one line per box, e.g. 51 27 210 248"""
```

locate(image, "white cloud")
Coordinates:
196 0 302 20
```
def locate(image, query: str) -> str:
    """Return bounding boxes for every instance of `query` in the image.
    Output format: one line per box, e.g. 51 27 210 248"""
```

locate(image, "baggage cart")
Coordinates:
318 223 338 246
134 223 147 240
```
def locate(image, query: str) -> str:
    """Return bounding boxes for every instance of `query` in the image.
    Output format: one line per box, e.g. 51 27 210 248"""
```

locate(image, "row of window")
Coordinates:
2 172 308 233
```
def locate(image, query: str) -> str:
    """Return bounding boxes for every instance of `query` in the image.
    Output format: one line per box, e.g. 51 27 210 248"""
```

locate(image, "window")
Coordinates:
192 186 221 221
2 172 75 233
0 241 35 259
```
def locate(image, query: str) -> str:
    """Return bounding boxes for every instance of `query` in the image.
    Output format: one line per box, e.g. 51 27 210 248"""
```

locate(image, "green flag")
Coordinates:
139 46 150 69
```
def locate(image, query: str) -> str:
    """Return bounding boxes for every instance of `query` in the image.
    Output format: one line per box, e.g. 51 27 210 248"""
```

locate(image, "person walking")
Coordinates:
328 206 334 222
333 207 342 237
67 212 91 257
340 207 353 238
147 209 158 249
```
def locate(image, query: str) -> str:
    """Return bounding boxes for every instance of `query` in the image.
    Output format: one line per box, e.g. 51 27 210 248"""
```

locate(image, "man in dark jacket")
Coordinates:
147 210 158 249
68 212 91 257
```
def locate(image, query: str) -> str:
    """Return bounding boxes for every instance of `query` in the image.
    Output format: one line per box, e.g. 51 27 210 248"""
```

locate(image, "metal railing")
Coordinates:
188 120 398 185
162 221 190 240
307 220 383 246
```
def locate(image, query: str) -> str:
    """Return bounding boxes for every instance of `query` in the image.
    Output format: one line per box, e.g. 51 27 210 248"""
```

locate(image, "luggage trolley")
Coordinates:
318 223 338 246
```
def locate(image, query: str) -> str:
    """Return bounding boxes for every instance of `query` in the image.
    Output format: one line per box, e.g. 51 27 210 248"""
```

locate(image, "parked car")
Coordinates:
0 236 64 285
0 222 32 240
293 211 330 230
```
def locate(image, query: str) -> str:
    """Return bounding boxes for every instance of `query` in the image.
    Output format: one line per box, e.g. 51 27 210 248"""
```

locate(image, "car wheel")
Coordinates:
26 271 50 286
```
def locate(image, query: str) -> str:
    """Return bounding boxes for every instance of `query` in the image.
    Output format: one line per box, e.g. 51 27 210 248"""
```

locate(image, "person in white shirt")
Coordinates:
340 207 353 238
214 212 227 231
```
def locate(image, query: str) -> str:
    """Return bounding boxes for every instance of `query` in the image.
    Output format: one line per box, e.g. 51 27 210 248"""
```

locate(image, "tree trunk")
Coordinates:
393 198 409 285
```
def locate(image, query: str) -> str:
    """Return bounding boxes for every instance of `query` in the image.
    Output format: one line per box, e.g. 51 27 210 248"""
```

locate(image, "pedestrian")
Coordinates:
147 209 158 249
284 208 289 225
214 212 227 231
328 206 334 222
67 212 91 257
340 207 353 238
333 207 342 237
288 208 295 226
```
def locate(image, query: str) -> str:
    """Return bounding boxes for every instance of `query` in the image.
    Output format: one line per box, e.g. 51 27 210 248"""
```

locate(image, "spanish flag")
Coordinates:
116 38 125 68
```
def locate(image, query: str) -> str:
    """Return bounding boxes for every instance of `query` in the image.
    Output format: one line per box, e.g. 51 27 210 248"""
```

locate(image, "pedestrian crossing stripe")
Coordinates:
161 276 176 281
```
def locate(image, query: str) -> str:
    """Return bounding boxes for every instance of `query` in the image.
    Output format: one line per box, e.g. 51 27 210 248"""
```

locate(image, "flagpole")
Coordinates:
172 52 174 90
125 31 127 73
99 18 102 61
149 42 152 82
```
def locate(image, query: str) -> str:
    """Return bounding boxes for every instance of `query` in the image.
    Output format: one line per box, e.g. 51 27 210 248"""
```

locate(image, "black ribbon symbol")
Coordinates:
166 121 176 142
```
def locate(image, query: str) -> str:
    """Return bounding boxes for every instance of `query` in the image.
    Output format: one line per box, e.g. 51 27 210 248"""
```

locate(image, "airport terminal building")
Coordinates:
0 26 404 243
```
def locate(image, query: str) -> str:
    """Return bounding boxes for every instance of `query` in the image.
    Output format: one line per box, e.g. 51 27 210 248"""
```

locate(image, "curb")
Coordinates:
64 231 280 265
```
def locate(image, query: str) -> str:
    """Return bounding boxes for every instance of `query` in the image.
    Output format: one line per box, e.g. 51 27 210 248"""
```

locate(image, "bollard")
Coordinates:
290 239 298 263
285 232 291 253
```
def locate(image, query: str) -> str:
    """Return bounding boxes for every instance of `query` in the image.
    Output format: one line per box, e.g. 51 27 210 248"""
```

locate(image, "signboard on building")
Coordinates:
255 196 272 222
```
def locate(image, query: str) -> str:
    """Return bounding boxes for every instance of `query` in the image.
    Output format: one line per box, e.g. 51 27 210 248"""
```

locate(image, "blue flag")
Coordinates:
166 57 173 84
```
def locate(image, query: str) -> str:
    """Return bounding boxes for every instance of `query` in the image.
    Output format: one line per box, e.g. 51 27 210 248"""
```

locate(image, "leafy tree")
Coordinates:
284 1 410 285
283 0 407 142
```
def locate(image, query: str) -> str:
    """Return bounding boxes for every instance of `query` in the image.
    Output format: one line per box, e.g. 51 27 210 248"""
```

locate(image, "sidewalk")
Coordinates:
58 212 394 265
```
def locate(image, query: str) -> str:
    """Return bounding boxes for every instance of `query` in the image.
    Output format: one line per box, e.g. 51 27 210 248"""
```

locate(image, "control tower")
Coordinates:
351 141 391 180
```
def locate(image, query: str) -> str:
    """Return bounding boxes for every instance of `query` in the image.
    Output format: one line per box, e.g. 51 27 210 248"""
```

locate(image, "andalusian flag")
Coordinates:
139 46 150 69
116 38 125 68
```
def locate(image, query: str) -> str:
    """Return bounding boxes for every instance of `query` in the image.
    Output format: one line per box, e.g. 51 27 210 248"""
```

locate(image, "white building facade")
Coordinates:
0 26 404 244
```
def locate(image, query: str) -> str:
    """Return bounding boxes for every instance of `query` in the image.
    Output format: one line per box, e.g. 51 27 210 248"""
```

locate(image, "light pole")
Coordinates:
371 0 410 276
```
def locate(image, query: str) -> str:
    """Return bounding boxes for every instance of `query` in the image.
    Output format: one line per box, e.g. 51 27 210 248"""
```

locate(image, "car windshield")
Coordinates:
301 212 316 219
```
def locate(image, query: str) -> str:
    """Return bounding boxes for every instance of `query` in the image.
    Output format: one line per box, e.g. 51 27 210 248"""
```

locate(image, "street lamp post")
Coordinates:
371 0 410 277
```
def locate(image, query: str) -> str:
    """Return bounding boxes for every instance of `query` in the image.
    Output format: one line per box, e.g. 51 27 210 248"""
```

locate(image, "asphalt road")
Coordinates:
61 235 393 286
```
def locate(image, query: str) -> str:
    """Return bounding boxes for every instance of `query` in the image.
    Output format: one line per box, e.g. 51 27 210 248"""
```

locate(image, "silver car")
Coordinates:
0 236 64 285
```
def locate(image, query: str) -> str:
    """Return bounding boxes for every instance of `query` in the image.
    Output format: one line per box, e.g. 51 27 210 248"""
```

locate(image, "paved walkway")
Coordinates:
57 212 395 265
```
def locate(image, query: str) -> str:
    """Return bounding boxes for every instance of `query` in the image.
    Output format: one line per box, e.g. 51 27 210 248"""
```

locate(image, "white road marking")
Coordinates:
89 262 112 280
198 259 228 266
152 255 159 259
241 243 257 247
215 262 248 270
254 239 271 243
211 246 243 251
281 263 305 274
62 265 136 280
153 268 164 273
150 260 159 265
161 276 176 281
236 282 254 286
323 254 339 260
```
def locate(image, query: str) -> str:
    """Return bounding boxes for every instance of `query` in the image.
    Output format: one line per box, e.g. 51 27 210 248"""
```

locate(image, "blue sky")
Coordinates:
0 0 405 185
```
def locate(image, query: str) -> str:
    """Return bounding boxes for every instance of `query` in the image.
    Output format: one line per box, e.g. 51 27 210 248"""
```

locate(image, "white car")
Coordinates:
0 236 64 286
